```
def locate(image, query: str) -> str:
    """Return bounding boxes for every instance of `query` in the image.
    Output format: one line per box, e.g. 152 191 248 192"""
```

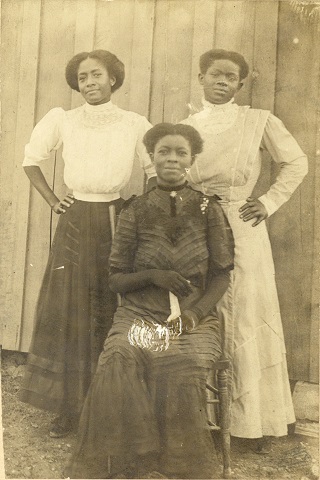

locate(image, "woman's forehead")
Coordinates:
155 135 191 148
78 57 106 75
207 58 240 75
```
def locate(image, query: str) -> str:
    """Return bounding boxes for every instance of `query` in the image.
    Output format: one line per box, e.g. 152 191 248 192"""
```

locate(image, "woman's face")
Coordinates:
77 58 115 105
199 59 242 105
151 135 193 187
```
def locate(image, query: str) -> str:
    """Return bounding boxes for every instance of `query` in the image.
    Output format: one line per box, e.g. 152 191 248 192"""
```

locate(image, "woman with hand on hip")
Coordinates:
181 48 308 452
20 50 156 438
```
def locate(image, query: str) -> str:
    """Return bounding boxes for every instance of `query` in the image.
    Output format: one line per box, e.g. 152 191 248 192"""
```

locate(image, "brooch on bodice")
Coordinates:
200 196 209 214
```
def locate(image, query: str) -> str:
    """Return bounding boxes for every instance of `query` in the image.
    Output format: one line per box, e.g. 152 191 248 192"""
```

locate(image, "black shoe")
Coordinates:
254 436 272 454
49 413 74 438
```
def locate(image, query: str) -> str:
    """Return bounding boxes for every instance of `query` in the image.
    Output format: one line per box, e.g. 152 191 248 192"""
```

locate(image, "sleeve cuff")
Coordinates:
22 158 42 167
258 194 279 217
185 306 203 322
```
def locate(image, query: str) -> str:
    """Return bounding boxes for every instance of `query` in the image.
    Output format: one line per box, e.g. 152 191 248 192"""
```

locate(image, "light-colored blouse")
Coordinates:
23 101 156 202
182 99 308 216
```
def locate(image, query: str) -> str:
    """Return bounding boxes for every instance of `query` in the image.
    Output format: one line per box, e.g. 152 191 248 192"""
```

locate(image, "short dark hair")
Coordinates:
143 123 203 157
200 49 249 80
65 50 125 93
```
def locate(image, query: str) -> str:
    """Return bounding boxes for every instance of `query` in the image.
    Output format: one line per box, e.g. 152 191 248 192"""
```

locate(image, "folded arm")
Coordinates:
180 198 235 332
109 269 193 298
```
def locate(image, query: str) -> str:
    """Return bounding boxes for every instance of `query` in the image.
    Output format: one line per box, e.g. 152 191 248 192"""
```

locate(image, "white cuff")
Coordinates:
258 195 279 217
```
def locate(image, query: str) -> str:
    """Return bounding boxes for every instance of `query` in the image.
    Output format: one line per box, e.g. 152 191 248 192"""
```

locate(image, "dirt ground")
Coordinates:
1 350 319 480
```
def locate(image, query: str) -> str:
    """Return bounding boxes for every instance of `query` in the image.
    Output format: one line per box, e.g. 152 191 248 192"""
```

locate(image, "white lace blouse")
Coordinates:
23 101 156 201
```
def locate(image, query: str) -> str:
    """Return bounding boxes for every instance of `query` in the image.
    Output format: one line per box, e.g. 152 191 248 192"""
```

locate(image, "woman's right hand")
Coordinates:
52 194 75 214
149 270 193 297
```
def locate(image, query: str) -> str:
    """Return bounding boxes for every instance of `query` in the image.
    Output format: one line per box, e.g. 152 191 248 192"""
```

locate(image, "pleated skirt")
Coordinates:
67 311 222 479
20 199 123 415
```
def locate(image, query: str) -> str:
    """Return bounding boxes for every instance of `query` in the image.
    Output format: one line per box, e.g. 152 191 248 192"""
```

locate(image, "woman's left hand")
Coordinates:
180 310 199 333
239 197 268 227
167 310 199 336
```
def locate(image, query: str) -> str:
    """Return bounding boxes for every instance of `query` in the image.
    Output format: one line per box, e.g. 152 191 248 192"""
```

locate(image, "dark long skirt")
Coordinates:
20 199 123 415
67 311 221 479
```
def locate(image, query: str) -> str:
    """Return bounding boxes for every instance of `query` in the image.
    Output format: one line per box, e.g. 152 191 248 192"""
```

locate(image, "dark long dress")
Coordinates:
20 198 123 415
67 186 234 479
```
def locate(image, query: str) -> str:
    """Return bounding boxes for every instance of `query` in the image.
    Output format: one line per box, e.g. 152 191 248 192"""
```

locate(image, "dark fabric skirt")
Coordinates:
20 199 123 415
67 311 221 479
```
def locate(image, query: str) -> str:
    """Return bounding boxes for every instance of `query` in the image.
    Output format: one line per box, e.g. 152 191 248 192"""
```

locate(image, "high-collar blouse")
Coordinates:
23 101 156 201
181 102 308 216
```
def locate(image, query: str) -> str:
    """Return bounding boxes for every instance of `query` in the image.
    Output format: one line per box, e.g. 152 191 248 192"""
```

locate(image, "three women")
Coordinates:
20 46 307 477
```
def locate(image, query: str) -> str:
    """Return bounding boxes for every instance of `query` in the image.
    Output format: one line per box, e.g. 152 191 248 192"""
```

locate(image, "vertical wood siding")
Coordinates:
1 0 318 382
270 2 319 382
2 0 42 350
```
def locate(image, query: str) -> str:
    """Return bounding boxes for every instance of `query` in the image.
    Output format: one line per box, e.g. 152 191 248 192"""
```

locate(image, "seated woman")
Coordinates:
66 123 235 479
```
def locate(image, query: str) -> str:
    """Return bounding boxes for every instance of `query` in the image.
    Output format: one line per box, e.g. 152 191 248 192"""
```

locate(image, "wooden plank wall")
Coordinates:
270 2 319 382
1 0 318 382
1 0 42 350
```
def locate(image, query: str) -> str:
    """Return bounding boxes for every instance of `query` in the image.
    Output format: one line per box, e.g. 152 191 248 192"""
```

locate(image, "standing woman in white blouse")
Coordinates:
20 50 156 438
181 49 308 453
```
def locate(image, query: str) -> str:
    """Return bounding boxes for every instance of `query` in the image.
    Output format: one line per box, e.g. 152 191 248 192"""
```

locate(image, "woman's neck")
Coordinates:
157 181 187 192
84 100 114 111
202 97 235 109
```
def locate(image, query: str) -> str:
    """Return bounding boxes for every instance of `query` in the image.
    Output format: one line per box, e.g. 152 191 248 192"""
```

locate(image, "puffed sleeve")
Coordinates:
134 116 156 180
258 113 308 216
206 198 235 275
109 202 138 275
22 108 64 166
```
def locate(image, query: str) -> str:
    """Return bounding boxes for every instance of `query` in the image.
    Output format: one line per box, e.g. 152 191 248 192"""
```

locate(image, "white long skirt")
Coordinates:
218 201 296 438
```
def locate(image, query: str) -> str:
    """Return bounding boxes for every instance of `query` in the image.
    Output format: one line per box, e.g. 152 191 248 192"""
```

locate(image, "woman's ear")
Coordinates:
198 73 205 86
110 77 116 87
149 152 154 160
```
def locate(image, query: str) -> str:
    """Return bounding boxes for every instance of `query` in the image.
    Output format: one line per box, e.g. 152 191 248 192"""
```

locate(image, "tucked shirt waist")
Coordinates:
73 191 120 202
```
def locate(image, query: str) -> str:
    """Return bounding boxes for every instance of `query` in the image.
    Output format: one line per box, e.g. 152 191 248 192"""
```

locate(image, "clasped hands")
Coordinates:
149 270 199 334
167 310 199 336
239 197 268 227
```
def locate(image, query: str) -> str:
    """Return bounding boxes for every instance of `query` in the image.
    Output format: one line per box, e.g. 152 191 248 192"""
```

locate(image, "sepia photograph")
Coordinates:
0 0 319 479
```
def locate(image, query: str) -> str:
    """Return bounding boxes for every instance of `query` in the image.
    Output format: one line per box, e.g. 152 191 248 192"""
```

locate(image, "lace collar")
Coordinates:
202 97 236 113
82 100 122 128
84 101 116 114
196 97 239 134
